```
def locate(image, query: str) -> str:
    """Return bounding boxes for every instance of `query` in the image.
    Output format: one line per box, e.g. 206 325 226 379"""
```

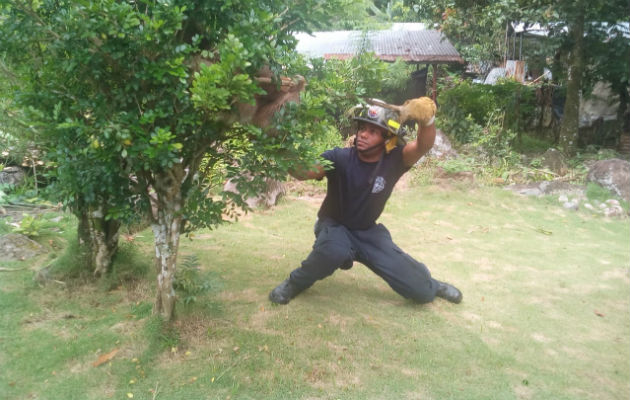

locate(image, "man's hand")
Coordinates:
400 97 436 126
367 96 437 126
289 163 326 181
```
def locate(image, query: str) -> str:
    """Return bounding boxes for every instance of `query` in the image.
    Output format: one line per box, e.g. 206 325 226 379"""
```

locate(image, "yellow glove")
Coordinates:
401 96 437 126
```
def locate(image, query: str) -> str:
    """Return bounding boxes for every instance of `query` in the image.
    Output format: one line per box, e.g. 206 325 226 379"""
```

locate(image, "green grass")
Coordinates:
1 183 629 399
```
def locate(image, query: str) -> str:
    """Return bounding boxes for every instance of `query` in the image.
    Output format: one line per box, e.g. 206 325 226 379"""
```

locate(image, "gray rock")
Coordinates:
586 159 630 202
562 200 579 210
605 199 620 207
541 149 568 176
428 130 458 159
604 205 624 217
0 233 46 261
506 181 584 198
0 166 26 186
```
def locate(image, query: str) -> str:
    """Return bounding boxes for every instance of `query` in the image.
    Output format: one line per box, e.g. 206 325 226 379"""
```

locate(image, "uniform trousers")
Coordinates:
289 218 439 303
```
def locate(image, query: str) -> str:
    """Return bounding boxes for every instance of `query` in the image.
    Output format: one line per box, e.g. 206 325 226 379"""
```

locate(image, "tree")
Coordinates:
554 0 629 153
556 1 585 154
411 0 516 64
410 0 630 154
0 0 347 320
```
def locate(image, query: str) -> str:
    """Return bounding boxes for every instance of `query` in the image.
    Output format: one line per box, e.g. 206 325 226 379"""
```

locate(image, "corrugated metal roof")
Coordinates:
295 26 464 64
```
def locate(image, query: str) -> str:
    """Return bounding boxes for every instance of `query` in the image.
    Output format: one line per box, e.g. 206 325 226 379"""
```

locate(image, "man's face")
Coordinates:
356 122 386 153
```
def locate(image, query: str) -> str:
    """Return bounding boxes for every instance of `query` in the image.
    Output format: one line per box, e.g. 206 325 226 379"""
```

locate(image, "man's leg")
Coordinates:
354 224 461 304
269 219 355 304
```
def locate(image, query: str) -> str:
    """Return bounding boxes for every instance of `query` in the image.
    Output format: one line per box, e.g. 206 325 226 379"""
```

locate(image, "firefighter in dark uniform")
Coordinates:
269 99 462 305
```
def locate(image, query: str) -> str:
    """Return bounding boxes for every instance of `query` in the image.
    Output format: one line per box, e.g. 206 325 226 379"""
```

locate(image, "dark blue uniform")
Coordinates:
289 145 440 303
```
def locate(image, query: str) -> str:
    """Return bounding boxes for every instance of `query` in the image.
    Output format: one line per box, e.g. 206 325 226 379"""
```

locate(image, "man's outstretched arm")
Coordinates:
289 162 326 181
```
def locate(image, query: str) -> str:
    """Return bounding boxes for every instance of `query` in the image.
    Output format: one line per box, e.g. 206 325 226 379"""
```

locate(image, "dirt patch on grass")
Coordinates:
486 320 504 330
305 364 332 385
471 272 496 282
123 280 154 304
513 382 534 399
110 319 144 337
21 310 82 340
601 267 630 283
68 359 91 374
175 313 232 348
559 345 590 361
475 257 496 270
461 311 482 323
403 390 435 400
531 332 553 343
218 288 260 303
305 359 362 391
87 384 117 400
243 305 284 335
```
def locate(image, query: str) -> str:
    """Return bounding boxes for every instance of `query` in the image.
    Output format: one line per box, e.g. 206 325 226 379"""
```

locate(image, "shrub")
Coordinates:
438 77 537 144
585 182 619 204
469 111 518 164
514 134 555 153
438 113 485 145
12 213 46 237
437 157 475 173
173 254 213 305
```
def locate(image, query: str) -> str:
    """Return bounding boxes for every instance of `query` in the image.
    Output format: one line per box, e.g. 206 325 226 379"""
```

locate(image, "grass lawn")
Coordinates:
1 182 629 399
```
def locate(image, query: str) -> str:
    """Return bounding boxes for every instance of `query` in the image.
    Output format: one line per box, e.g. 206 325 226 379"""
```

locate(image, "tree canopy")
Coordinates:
0 0 355 319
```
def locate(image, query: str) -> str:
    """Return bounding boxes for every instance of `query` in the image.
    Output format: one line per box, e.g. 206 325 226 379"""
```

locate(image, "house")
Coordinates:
295 23 464 100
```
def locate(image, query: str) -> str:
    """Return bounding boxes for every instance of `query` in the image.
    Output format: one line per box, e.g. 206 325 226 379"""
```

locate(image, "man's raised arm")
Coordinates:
399 96 437 167
402 123 436 167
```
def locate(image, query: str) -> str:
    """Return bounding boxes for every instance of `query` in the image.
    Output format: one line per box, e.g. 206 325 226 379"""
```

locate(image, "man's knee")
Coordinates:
308 242 353 271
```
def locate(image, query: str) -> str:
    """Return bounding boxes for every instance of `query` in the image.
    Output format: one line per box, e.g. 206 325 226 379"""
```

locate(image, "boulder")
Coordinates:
427 129 458 160
586 159 630 202
0 233 46 261
541 148 567 176
0 166 26 186
505 181 585 198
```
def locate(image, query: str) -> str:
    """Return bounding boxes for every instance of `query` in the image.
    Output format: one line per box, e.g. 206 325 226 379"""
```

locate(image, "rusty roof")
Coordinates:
295 26 464 64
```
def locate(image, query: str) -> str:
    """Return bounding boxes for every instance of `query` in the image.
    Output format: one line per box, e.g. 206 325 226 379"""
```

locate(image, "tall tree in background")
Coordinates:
0 0 345 320
556 1 585 154
412 0 516 64
411 0 629 154
552 0 629 154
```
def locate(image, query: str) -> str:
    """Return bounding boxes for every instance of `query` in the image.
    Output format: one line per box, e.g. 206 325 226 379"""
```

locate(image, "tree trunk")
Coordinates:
558 8 585 155
151 167 185 321
77 205 121 277
616 86 629 134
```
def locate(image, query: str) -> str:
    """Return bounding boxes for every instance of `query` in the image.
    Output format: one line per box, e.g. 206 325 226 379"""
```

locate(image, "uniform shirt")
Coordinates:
318 145 410 230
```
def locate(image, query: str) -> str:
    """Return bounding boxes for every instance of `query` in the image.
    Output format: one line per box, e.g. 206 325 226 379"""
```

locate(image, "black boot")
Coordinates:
269 278 302 305
435 280 462 304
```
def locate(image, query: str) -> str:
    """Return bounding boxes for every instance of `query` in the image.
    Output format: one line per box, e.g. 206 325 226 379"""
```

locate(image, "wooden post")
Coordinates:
432 64 438 102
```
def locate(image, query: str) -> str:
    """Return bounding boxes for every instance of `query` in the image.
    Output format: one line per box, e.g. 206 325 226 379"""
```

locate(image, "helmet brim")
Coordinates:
353 117 396 135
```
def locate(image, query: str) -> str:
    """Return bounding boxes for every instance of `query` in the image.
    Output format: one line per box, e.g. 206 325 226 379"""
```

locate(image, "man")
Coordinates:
269 99 462 305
